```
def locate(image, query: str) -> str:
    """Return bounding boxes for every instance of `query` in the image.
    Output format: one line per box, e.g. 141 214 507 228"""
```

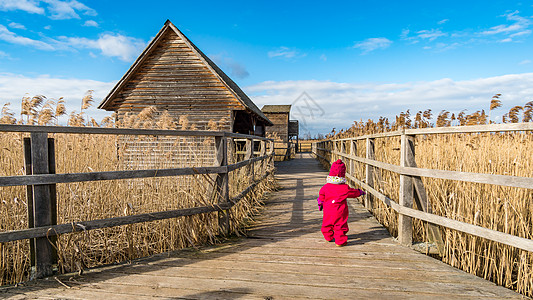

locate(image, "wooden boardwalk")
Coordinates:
2 153 524 299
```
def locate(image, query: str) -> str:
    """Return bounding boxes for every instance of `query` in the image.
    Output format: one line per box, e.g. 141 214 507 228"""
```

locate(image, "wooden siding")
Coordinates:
264 112 289 143
109 29 245 132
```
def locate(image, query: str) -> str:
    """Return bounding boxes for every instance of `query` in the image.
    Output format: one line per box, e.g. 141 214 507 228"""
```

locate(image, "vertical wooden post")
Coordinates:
259 140 266 177
23 138 35 268
30 132 55 278
214 136 229 235
349 140 357 184
47 138 58 266
340 141 345 161
269 140 274 168
404 135 445 254
245 138 254 181
365 138 375 209
398 134 414 246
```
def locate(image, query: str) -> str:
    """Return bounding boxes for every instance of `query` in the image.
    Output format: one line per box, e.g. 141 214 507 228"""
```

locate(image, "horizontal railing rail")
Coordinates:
334 122 533 141
0 124 272 140
313 122 533 253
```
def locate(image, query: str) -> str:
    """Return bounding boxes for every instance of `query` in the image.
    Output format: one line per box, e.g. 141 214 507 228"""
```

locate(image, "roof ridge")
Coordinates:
98 20 272 126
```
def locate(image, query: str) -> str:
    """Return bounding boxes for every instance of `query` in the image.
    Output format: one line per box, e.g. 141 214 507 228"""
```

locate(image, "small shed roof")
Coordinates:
261 105 292 114
98 20 272 126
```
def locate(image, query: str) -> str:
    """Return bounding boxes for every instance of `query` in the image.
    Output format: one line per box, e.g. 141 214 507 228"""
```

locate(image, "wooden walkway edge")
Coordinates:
1 153 525 299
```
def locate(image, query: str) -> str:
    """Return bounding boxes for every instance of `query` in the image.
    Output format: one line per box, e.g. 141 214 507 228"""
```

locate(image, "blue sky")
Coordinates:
1 0 533 135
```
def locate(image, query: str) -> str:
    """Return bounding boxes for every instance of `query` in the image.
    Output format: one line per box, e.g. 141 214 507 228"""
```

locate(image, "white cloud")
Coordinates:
0 0 44 14
66 33 145 62
438 19 449 25
8 22 26 30
353 37 392 54
268 46 304 59
0 73 115 122
0 24 55 50
43 0 96 20
416 29 447 41
0 0 95 20
480 11 531 42
245 73 533 135
0 25 144 61
519 59 531 65
510 30 531 37
82 20 98 27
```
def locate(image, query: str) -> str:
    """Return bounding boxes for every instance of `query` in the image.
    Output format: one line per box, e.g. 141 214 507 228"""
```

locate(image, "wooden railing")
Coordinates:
0 124 274 278
313 122 533 253
274 143 296 161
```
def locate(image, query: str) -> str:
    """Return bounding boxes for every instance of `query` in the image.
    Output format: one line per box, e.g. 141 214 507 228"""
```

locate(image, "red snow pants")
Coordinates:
321 200 349 245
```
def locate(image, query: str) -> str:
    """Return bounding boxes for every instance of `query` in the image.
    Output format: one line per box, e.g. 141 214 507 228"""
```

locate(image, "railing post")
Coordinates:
349 140 356 184
23 138 35 268
403 134 445 254
333 141 338 161
245 138 254 181
269 140 274 168
215 136 229 235
398 134 414 246
259 140 266 176
365 138 375 209
30 132 57 278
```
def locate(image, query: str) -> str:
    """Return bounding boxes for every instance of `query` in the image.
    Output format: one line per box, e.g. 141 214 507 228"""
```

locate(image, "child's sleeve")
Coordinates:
347 186 366 198
318 186 326 204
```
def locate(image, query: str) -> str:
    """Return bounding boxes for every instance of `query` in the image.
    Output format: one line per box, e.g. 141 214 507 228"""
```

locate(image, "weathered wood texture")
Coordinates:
112 29 239 131
335 122 533 141
263 112 290 143
3 154 522 299
98 21 271 135
0 124 271 139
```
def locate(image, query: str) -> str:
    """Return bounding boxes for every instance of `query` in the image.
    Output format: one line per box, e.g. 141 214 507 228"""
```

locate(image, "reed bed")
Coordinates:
0 95 275 285
321 98 533 297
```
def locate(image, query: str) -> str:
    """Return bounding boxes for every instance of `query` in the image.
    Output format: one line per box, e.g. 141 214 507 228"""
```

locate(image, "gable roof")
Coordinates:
98 20 272 126
262 105 292 114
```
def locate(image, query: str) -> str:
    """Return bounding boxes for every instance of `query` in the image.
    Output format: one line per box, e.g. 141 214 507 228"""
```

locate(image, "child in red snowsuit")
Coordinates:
318 159 365 246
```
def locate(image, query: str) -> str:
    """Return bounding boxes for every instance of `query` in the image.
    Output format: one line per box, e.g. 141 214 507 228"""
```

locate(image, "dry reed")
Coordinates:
0 94 275 285
322 96 533 297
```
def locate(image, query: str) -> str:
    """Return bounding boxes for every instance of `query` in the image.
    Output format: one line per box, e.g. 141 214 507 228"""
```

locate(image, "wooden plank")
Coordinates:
398 134 413 246
334 122 533 141
330 149 533 189
214 136 230 235
47 138 59 266
365 138 375 209
0 170 272 243
5 153 522 299
30 132 54 278
0 204 229 243
0 165 228 187
0 124 225 136
23 137 35 267
404 135 445 254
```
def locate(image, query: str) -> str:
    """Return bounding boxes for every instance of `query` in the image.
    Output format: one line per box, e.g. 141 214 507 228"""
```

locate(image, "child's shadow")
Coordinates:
346 227 390 246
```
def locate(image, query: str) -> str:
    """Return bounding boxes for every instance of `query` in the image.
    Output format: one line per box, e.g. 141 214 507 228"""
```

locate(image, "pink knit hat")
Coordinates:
329 159 346 177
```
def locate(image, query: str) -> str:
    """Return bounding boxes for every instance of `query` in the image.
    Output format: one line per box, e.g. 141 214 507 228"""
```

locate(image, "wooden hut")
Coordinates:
97 20 271 169
98 20 272 135
261 105 298 160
